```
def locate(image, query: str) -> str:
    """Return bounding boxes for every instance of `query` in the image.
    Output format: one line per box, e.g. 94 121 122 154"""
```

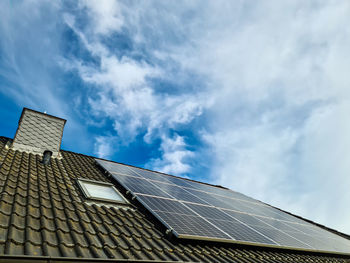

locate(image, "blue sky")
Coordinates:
1 0 350 234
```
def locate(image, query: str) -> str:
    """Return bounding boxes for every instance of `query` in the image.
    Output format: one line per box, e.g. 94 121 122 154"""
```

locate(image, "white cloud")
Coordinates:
147 134 194 175
79 0 124 35
94 136 116 158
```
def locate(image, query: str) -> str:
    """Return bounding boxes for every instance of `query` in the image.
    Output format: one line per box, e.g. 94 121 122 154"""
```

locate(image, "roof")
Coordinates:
0 136 349 263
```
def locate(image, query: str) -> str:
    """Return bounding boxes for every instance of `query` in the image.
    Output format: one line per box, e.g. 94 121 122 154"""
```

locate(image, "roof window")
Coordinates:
77 179 128 204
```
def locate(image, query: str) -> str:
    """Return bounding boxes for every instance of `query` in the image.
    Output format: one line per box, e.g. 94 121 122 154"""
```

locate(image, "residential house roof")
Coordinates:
0 110 349 263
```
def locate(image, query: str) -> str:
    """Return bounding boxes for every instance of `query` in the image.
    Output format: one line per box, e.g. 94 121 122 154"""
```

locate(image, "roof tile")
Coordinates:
89 246 108 258
75 245 94 258
67 220 83 235
0 227 7 243
0 213 10 227
56 230 74 247
25 228 42 245
12 203 26 217
97 233 116 248
24 241 42 256
26 216 40 231
44 243 61 257
85 232 103 248
6 241 24 255
10 214 25 230
40 207 54 219
41 229 58 246
70 231 88 247
8 226 25 244
41 218 55 232
80 221 97 235
55 218 70 233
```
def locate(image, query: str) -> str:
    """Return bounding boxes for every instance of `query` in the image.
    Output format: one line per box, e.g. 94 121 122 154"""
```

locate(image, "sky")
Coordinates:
0 0 350 235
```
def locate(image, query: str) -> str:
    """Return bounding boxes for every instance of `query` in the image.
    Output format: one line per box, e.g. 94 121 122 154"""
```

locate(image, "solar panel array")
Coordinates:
95 159 350 254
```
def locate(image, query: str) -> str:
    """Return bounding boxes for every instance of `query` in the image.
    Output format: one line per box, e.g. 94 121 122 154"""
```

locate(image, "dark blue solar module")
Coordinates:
95 159 350 254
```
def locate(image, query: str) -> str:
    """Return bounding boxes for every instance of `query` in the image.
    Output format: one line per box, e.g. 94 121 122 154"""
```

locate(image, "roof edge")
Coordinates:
0 254 193 263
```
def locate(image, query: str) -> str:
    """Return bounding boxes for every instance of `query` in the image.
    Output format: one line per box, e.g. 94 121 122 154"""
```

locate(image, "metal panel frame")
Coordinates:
95 159 350 256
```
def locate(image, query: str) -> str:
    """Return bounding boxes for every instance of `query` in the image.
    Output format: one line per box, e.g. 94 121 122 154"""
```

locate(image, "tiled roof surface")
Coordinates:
0 136 349 262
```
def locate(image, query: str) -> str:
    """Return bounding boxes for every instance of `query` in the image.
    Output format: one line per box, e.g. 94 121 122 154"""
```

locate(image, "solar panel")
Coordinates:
95 159 350 254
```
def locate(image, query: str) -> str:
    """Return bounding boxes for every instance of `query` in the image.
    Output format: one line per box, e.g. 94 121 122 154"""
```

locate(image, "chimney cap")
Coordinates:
18 107 67 125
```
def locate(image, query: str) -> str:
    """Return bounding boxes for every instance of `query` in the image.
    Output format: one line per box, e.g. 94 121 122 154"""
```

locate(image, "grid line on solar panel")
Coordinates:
285 223 350 249
327 238 350 253
137 194 279 244
133 166 271 208
153 211 232 239
121 160 263 205
283 231 335 251
251 226 312 249
237 215 350 252
150 182 211 205
221 210 274 228
144 178 264 206
110 173 173 198
96 159 141 177
215 207 312 248
137 196 242 240
134 175 316 229
135 179 273 216
180 203 295 247
206 219 277 245
254 217 308 232
183 187 267 209
185 203 237 221
183 189 279 218
131 167 177 184
179 180 261 203
138 195 195 215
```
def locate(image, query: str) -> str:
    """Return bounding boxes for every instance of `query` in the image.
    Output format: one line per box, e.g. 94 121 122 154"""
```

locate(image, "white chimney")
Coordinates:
11 108 66 158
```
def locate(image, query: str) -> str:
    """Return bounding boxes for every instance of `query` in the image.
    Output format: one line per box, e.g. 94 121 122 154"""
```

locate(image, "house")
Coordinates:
0 107 349 263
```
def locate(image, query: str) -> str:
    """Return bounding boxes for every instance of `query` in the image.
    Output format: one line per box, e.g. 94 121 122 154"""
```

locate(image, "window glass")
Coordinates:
79 180 126 203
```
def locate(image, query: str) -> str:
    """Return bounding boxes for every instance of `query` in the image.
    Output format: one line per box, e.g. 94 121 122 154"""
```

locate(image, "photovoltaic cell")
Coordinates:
222 210 272 227
131 167 174 184
153 183 210 205
185 204 234 221
252 226 310 249
138 195 193 215
110 174 172 198
207 219 276 245
95 159 350 255
154 211 231 239
166 176 196 188
96 159 140 177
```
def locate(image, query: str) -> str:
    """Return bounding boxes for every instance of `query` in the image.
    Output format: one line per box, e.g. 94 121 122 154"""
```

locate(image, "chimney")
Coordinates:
11 108 66 158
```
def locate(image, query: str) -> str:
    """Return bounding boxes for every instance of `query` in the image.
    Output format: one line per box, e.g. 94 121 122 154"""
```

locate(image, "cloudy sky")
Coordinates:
1 0 350 235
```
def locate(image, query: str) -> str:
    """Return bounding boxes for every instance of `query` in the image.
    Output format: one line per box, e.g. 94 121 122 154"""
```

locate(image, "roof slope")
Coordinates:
0 137 349 263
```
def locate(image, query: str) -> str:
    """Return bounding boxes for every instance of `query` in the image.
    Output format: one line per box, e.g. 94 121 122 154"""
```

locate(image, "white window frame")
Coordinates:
77 178 129 204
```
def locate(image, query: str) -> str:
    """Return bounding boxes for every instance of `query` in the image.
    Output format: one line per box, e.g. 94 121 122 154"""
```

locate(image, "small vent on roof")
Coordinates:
11 108 66 158
42 150 52 165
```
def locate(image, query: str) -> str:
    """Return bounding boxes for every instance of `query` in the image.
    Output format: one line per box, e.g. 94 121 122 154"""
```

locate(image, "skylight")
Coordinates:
77 179 128 204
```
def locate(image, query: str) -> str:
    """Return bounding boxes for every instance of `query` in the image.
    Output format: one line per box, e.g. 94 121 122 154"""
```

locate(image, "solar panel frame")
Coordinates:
95 159 350 255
